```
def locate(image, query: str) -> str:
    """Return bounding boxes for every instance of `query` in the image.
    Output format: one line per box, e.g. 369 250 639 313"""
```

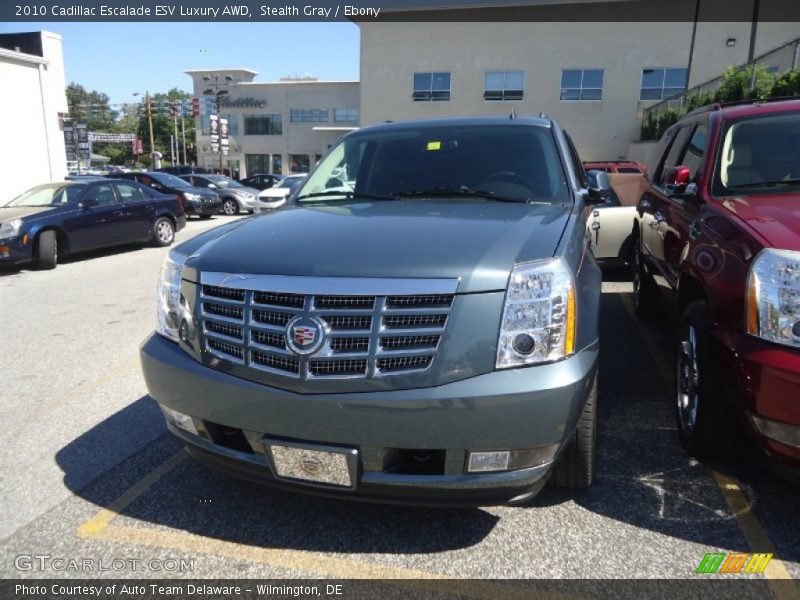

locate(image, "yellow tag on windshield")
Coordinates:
426 141 441 151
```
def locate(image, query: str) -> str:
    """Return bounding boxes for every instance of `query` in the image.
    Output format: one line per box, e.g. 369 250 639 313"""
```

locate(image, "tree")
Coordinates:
66 83 118 131
136 88 197 164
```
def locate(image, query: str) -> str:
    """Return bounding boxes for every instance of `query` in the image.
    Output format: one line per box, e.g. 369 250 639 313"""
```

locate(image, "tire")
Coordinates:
199 215 213 220
222 199 239 215
152 217 175 247
35 230 58 270
550 373 597 489
631 235 658 318
676 301 737 460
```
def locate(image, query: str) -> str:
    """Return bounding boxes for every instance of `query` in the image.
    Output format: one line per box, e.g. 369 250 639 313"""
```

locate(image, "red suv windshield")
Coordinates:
713 111 800 196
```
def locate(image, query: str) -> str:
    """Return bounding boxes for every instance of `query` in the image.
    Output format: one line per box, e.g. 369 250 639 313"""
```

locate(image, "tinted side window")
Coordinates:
83 184 118 206
647 126 679 183
115 182 147 202
656 126 693 187
680 124 708 182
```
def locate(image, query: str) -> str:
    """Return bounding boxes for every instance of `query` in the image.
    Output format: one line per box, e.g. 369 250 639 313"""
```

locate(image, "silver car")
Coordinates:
181 175 260 215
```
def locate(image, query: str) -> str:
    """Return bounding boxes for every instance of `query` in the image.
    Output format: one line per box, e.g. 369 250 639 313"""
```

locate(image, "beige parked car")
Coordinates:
587 172 647 263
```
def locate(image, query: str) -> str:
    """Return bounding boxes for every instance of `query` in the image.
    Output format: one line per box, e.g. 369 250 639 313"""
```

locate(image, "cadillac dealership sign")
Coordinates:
218 97 267 109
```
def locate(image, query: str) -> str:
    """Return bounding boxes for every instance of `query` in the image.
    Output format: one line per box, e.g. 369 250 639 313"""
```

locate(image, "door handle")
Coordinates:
639 198 650 210
654 211 666 224
591 222 601 230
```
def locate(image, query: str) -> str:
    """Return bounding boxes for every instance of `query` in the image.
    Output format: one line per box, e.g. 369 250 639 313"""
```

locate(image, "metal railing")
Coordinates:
643 36 800 117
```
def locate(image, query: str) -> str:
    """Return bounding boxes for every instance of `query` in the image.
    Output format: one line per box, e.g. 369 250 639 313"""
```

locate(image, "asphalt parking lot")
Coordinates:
1 217 798 588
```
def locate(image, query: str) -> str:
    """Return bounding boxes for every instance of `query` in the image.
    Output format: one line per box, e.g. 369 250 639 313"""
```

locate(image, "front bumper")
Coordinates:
0 236 31 264
715 330 800 470
141 333 598 505
187 200 222 216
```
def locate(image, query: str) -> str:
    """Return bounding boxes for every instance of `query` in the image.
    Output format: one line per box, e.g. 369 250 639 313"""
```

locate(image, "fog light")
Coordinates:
468 451 510 473
467 445 559 473
751 414 800 449
160 405 198 435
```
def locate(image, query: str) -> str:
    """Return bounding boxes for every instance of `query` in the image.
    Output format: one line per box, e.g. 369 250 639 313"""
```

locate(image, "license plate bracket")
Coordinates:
264 438 358 490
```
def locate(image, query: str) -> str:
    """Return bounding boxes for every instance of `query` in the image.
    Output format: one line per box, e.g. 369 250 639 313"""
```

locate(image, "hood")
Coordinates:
259 188 289 199
189 200 571 293
0 206 57 222
718 193 800 251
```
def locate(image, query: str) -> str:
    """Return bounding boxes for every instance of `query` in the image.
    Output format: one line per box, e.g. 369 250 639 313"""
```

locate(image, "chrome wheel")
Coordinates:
677 324 700 434
157 220 174 244
223 199 238 215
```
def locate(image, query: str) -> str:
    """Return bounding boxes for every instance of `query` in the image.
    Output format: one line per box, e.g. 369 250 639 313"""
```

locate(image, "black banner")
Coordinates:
2 579 797 600
3 0 800 22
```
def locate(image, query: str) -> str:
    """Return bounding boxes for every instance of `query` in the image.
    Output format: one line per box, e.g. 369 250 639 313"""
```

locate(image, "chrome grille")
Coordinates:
199 274 457 380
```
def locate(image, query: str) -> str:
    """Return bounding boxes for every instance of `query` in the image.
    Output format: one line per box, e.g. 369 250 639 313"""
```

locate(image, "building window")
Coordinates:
560 69 604 101
334 108 359 122
245 154 269 175
413 72 451 101
484 71 525 101
640 68 688 101
244 114 283 135
200 115 211 136
271 154 282 174
290 109 329 123
289 154 310 173
222 114 239 136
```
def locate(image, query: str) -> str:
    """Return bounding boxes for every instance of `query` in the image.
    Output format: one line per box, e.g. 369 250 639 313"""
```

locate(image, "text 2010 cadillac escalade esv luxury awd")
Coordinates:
140 117 608 505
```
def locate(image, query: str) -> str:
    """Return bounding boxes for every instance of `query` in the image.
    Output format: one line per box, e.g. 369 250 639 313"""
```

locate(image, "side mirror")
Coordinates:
663 166 691 193
79 198 98 209
585 169 611 204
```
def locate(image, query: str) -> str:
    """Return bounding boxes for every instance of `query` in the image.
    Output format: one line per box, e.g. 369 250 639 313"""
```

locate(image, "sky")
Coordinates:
0 22 360 105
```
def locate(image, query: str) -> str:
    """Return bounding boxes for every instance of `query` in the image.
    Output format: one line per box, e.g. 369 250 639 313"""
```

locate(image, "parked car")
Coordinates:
156 165 211 176
632 98 800 479
109 171 221 219
0 179 185 269
583 160 648 175
140 116 607 504
587 172 648 264
256 174 307 209
239 173 282 191
180 174 260 215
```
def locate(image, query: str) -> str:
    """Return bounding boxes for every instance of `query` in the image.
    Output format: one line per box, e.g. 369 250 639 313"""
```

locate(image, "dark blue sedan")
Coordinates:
0 179 186 269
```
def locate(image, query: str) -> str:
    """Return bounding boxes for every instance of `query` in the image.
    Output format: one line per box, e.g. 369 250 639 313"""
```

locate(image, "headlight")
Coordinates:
183 192 200 201
496 257 576 368
746 249 800 348
157 253 187 342
0 219 22 239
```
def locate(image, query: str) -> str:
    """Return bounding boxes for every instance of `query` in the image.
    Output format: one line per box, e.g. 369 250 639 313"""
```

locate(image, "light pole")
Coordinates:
202 73 232 174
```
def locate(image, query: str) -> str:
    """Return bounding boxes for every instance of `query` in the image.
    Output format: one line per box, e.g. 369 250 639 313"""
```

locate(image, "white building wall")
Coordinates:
0 32 68 202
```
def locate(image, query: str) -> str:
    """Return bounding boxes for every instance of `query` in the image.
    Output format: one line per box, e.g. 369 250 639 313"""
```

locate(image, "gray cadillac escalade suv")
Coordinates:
140 116 606 505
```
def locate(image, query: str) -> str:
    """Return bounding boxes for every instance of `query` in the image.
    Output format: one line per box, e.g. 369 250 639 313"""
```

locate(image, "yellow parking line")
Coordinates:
1 358 140 437
620 294 797 591
77 450 187 537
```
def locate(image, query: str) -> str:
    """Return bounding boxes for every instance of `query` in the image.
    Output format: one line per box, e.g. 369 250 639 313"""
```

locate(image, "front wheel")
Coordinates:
222 199 239 215
35 230 58 270
152 217 175 247
550 372 597 489
676 301 737 460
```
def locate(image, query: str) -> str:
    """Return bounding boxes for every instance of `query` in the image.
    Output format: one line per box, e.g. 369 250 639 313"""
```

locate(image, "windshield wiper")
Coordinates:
295 191 399 202
728 178 800 190
393 187 531 203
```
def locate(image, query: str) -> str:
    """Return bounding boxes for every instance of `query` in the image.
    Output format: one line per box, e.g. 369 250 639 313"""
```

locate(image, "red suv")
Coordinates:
632 98 800 479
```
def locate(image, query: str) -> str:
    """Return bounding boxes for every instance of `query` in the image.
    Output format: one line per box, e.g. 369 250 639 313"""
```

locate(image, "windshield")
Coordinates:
4 183 83 207
297 123 569 204
279 177 306 192
714 111 800 195
150 172 190 188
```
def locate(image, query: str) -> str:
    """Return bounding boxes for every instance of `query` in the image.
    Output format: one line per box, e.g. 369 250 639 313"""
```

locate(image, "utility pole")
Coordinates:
181 113 187 165
146 91 155 155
